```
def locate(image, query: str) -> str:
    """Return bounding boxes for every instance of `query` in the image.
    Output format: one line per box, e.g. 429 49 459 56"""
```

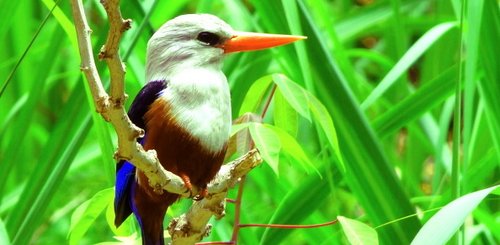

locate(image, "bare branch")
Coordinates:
70 0 188 196
99 0 131 105
71 0 108 113
71 1 263 244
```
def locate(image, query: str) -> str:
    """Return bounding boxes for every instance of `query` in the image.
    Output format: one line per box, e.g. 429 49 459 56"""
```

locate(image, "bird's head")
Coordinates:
146 14 305 81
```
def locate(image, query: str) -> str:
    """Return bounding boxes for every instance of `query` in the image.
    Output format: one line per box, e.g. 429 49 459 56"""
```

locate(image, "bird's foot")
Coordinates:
193 187 208 201
179 174 207 200
179 173 194 196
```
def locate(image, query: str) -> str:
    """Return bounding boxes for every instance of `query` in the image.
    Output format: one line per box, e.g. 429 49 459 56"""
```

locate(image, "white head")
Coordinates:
145 14 306 82
146 14 233 81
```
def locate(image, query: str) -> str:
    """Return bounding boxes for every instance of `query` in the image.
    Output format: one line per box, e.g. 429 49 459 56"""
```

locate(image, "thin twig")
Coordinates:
229 175 246 242
229 83 277 244
239 220 338 229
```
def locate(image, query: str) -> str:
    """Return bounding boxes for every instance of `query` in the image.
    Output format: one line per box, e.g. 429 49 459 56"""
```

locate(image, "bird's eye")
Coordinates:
197 32 221 46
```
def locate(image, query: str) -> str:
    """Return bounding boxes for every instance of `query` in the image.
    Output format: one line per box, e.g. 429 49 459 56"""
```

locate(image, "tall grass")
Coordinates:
0 0 498 244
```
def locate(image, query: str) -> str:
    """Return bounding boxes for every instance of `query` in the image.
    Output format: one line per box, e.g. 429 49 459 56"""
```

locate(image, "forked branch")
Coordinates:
70 0 262 244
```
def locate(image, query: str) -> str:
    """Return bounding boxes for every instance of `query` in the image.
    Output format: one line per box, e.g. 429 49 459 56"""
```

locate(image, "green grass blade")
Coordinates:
361 22 457 109
8 81 92 244
335 0 420 42
83 77 115 185
281 0 314 91
296 1 421 243
373 65 459 137
0 26 64 198
0 219 9 245
462 0 484 195
472 206 500 242
478 0 500 161
0 0 61 98
41 0 77 48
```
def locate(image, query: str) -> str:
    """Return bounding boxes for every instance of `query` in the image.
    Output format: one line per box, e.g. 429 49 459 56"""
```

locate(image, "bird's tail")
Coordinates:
132 179 179 245
139 217 166 245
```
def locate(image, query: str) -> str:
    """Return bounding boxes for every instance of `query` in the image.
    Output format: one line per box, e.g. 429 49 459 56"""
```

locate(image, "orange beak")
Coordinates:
222 31 306 54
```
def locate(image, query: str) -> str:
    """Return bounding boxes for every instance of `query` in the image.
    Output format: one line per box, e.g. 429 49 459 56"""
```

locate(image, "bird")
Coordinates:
113 14 305 245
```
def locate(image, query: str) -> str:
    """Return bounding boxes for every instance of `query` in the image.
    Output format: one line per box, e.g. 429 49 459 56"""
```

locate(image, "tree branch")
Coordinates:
70 0 263 244
71 0 187 196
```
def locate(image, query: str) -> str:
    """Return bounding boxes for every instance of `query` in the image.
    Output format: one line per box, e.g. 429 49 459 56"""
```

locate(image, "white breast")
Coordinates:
159 67 231 153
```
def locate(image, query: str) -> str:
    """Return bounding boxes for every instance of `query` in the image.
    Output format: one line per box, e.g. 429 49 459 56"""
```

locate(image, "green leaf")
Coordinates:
249 123 281 175
239 75 274 115
338 216 378 245
273 74 311 121
264 124 317 174
272 73 343 170
411 185 500 245
308 95 344 171
69 188 114 245
273 88 298 137
230 122 252 137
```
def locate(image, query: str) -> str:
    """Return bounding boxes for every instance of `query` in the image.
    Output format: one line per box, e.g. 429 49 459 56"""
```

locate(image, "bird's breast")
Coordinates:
155 69 231 154
142 97 227 190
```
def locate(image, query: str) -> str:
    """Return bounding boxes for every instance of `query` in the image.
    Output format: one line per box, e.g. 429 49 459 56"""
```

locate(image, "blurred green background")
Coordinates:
0 0 498 244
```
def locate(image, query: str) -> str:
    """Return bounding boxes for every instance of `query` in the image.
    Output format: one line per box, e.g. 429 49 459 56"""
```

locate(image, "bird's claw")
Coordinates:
193 187 208 201
179 173 208 200
179 173 194 196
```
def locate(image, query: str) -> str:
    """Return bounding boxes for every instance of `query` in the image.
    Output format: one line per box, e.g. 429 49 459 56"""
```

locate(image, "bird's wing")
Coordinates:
114 80 167 227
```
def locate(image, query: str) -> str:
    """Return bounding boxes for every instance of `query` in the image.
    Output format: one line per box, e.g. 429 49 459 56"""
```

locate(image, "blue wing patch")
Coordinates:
114 80 167 227
114 160 136 226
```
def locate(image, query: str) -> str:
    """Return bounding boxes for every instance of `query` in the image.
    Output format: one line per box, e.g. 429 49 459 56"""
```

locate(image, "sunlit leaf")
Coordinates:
239 75 274 115
272 73 343 170
264 124 317 174
411 185 499 245
338 216 378 245
273 88 298 137
273 73 311 121
249 123 281 175
308 94 344 171
0 219 9 245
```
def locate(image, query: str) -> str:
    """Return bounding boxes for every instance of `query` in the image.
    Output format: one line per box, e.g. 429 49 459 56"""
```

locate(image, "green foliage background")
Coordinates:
0 0 498 244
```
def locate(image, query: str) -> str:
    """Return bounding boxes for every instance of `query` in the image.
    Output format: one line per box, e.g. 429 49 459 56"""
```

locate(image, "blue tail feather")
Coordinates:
114 160 136 226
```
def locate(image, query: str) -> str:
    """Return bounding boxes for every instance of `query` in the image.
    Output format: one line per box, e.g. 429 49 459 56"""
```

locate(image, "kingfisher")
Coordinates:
113 14 305 245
